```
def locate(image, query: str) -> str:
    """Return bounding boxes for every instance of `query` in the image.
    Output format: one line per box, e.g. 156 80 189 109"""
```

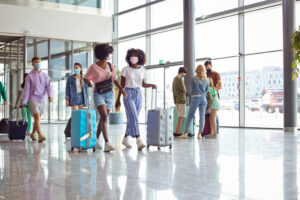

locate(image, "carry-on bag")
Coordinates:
147 89 173 150
173 106 194 136
0 118 11 134
64 118 71 138
202 114 219 136
8 108 27 141
71 109 97 152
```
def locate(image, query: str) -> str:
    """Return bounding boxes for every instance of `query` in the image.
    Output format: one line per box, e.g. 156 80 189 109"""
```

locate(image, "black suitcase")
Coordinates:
0 118 11 133
8 121 27 141
64 118 71 138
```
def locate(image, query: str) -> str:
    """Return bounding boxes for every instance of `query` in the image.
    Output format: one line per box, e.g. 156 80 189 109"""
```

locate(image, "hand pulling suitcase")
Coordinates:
8 108 27 141
173 106 194 136
147 89 173 150
71 109 97 152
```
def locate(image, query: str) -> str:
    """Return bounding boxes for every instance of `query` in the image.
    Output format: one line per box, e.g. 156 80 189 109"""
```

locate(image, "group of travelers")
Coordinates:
7 42 221 153
172 60 221 140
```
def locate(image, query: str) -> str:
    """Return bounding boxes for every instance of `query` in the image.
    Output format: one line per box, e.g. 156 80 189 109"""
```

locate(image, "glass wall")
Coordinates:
115 0 293 129
26 38 93 122
39 0 112 9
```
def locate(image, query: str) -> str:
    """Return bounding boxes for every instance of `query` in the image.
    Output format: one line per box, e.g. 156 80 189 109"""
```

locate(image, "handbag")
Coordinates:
95 62 113 94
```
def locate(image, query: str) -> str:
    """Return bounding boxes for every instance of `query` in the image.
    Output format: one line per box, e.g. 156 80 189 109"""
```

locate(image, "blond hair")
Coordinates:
195 64 207 80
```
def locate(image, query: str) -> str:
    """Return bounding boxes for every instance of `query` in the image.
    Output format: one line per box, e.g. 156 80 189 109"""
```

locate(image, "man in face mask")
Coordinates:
22 57 52 143
172 67 187 136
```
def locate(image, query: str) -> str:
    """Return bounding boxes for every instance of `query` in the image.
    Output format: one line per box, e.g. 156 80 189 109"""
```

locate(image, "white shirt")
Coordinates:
76 78 82 93
121 66 146 88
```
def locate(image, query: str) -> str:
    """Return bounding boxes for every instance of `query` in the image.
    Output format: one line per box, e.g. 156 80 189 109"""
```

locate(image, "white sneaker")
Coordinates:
104 142 115 152
178 133 188 139
96 141 102 149
122 137 132 148
197 133 202 140
136 138 145 151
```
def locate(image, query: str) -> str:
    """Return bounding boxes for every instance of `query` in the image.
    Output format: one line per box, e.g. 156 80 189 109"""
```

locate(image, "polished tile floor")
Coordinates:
0 124 299 200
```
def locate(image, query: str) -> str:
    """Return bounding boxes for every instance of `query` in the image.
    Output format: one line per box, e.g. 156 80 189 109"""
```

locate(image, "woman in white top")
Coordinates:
115 48 156 151
15 73 32 134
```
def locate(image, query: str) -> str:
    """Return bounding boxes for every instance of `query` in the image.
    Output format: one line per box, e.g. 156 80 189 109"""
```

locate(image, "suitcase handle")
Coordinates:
151 88 157 109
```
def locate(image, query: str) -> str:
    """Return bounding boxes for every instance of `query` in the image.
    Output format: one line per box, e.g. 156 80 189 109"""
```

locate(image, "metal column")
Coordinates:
48 39 51 123
282 0 297 132
23 37 27 75
183 0 195 101
239 0 245 127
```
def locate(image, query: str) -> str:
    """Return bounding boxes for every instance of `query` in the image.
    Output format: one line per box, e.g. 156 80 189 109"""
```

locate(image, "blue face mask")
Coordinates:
35 63 41 70
182 74 185 79
74 69 80 75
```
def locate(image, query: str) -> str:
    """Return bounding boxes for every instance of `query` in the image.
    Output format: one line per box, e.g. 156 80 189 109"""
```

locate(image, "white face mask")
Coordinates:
106 53 112 61
130 56 139 65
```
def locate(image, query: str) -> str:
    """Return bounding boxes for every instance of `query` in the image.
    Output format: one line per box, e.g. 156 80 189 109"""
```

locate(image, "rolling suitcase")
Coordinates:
8 108 27 141
0 118 11 133
71 109 97 152
64 118 71 138
147 89 173 150
202 114 219 136
173 106 194 136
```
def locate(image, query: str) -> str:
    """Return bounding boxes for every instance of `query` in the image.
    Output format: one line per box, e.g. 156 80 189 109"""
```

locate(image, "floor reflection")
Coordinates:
0 125 299 200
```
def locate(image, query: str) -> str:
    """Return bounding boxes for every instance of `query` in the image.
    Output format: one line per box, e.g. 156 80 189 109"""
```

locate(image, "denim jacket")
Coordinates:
66 75 88 107
190 77 209 96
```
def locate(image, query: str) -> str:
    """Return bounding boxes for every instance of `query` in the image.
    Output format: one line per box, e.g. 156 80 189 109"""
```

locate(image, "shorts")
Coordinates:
93 90 114 110
29 101 45 115
176 104 186 118
75 93 84 106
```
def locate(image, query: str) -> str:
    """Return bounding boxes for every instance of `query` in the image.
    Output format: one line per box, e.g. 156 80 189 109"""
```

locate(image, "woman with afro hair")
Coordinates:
84 43 126 152
115 48 156 151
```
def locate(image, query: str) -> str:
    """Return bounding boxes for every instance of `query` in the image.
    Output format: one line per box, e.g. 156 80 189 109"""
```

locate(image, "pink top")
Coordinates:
84 63 117 90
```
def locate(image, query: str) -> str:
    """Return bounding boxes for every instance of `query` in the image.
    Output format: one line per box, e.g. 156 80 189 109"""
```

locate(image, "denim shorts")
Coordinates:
93 90 114 110
76 93 84 106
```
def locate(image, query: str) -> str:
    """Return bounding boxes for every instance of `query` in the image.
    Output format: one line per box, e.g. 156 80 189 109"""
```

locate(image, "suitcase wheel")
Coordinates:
78 147 83 153
71 147 74 151
92 147 96 152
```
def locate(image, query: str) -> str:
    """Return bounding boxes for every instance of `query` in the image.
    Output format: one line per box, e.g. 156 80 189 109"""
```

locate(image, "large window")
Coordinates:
195 17 238 58
151 29 183 65
118 8 146 37
245 52 283 128
118 0 145 12
151 0 182 29
195 0 237 17
244 7 282 54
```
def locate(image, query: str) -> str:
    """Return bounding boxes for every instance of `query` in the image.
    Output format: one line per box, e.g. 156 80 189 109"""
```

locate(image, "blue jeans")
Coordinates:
185 96 207 133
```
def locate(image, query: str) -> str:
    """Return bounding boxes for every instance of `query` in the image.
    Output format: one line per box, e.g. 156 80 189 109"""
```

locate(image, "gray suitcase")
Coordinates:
146 89 173 150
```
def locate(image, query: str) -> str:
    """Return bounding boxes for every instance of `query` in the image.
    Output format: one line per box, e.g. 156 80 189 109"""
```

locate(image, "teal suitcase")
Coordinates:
173 106 194 136
71 109 97 152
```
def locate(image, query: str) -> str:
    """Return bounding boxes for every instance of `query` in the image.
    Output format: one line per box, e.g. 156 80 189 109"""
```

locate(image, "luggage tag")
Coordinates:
80 132 92 142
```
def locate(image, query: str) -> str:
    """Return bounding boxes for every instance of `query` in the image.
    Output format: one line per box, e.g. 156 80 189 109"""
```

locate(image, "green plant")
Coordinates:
291 26 300 80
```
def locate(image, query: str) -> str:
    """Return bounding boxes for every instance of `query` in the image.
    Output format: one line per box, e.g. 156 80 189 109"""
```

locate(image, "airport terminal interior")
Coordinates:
0 0 300 199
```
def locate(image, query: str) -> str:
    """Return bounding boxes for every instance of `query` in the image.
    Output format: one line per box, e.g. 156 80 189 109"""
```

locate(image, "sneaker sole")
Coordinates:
104 148 115 152
138 145 145 151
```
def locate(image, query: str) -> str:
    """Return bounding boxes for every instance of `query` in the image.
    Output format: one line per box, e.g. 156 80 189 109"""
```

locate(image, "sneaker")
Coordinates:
205 134 217 139
104 142 115 152
38 134 46 143
122 137 132 148
26 131 31 136
96 141 103 149
136 138 145 151
178 133 188 139
30 133 37 142
197 133 203 140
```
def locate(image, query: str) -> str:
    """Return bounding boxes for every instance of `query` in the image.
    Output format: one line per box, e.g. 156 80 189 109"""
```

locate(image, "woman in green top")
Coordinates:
0 81 7 106
206 78 220 138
